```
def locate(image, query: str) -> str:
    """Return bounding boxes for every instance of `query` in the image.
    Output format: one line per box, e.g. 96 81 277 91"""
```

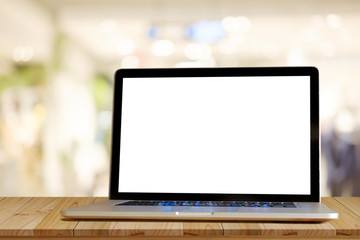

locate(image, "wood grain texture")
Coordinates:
0 237 359 240
74 197 110 237
222 222 262 236
34 197 96 237
322 197 360 236
257 222 336 237
0 198 62 236
0 197 359 239
223 221 336 237
335 197 360 217
0 197 32 226
183 222 223 236
108 221 184 237
108 221 146 236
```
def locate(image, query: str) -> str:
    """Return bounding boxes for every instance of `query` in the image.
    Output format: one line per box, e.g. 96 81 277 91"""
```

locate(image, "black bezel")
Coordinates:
109 67 319 202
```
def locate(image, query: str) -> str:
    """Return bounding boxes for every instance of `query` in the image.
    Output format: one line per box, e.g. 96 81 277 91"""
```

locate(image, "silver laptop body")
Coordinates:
62 67 338 221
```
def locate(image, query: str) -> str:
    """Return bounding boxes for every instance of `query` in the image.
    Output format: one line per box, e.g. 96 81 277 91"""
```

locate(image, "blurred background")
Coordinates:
1 0 360 197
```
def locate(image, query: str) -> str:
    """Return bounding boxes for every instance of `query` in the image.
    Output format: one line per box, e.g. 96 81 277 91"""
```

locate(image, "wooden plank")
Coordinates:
322 197 360 236
183 222 223 236
0 197 62 236
0 197 355 238
108 221 184 237
335 197 360 218
74 219 110 237
34 197 96 237
108 221 148 236
223 201 337 237
133 222 184 236
257 222 336 237
74 197 110 237
223 221 336 237
0 237 359 240
0 198 33 226
222 222 262 236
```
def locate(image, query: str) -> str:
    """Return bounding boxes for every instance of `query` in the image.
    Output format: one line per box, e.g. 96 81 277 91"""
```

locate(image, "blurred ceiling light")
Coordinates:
121 55 140 68
185 43 212 60
175 62 205 68
186 21 226 43
116 39 135 56
151 40 174 57
198 56 216 67
13 47 24 62
147 25 161 40
175 57 216 68
334 109 356 133
222 16 251 33
13 46 34 62
321 42 335 57
286 47 306 66
326 14 342 29
99 19 118 35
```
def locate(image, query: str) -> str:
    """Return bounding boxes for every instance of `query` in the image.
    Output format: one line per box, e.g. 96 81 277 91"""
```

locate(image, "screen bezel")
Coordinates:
109 67 319 202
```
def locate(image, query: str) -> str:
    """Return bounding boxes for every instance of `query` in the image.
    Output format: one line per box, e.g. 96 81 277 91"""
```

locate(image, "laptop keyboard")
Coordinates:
117 201 296 208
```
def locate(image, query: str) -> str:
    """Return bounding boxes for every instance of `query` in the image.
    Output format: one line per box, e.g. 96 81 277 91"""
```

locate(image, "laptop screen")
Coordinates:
111 67 319 202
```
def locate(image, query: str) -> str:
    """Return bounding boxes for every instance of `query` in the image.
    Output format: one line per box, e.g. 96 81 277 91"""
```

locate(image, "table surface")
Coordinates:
0 197 360 239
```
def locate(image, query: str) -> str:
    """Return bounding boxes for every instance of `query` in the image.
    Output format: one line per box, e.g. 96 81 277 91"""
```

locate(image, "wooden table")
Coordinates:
0 197 359 239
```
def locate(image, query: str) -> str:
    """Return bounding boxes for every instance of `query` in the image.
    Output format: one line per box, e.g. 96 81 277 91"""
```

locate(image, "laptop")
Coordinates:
62 67 338 221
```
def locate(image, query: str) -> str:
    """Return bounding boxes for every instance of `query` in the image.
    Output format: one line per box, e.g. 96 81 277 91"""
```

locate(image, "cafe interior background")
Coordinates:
1 0 360 197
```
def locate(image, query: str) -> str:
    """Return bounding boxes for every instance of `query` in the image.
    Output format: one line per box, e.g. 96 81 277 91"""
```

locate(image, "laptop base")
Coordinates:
62 199 338 222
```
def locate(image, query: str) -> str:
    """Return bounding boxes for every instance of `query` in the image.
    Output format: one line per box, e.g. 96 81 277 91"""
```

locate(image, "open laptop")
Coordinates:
62 67 338 221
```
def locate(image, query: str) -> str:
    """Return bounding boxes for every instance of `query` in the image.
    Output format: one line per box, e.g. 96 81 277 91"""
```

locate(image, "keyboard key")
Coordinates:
117 201 296 208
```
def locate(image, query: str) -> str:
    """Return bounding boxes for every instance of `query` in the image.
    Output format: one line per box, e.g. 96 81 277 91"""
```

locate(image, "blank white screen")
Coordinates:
119 76 311 195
